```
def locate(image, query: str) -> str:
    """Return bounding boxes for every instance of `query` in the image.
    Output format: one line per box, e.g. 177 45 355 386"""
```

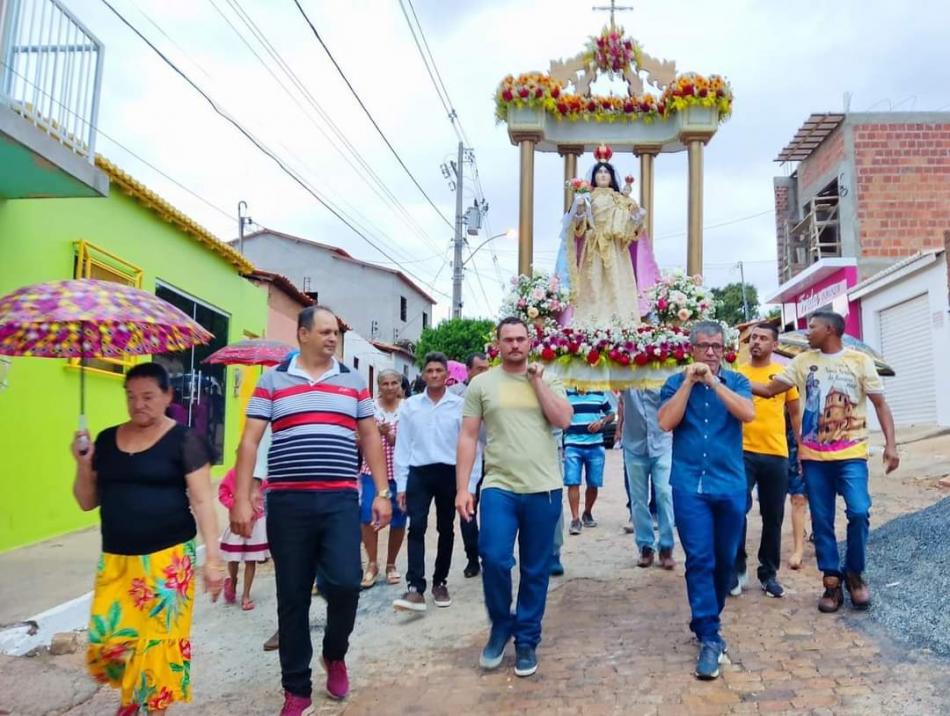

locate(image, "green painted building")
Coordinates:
0 157 268 552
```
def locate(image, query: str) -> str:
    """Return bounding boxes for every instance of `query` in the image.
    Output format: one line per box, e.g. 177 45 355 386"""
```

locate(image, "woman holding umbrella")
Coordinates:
71 362 225 715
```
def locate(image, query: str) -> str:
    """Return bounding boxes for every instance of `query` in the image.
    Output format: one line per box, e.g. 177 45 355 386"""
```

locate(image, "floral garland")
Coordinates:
499 271 571 333
494 72 732 125
584 25 643 74
486 323 738 368
646 270 716 324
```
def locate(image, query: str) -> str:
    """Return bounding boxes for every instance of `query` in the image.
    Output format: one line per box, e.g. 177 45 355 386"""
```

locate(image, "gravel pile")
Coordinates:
859 496 950 658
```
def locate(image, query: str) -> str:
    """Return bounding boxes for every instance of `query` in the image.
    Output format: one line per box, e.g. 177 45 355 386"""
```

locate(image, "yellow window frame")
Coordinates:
69 241 145 377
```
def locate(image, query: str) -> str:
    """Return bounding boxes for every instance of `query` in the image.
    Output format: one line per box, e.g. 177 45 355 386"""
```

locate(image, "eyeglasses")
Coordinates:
694 342 724 352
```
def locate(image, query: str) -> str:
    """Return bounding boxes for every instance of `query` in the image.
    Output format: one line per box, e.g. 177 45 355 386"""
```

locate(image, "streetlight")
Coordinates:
462 229 517 267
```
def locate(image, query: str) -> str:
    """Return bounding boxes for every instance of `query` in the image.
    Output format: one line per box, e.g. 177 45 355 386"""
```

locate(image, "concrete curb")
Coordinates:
0 545 206 656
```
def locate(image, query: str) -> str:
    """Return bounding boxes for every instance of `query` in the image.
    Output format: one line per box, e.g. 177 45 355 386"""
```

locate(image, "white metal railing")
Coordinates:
0 0 103 160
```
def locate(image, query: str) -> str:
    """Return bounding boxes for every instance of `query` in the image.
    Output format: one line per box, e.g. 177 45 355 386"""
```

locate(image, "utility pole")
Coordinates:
451 141 465 319
238 200 252 255
738 260 750 321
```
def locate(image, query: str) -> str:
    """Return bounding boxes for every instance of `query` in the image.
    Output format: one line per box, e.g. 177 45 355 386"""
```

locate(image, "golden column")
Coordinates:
685 137 708 277
634 146 660 240
558 144 584 212
513 132 541 276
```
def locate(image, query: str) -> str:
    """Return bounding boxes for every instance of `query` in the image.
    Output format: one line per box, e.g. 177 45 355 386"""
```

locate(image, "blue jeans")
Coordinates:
624 448 675 551
479 487 562 648
563 445 605 487
803 459 871 578
672 488 745 642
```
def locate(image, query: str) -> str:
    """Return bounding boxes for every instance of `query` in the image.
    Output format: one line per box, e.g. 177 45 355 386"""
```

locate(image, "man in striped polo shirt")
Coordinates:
563 388 615 535
231 306 391 712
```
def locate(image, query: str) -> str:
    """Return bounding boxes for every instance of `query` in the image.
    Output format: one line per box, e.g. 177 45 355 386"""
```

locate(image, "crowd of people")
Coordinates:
70 306 900 714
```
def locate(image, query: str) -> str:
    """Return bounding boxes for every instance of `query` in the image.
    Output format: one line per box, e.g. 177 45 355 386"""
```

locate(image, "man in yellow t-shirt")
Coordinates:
752 311 899 615
456 317 573 679
735 324 800 599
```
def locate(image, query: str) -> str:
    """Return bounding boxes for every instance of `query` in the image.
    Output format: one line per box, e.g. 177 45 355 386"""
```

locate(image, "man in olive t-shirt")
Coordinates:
456 317 572 679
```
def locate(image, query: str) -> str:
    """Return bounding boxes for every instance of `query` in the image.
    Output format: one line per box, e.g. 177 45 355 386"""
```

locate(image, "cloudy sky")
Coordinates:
66 0 950 321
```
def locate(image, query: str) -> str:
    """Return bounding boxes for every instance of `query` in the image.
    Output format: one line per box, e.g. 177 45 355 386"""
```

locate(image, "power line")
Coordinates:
292 0 454 231
653 209 774 240
99 0 449 298
211 0 443 257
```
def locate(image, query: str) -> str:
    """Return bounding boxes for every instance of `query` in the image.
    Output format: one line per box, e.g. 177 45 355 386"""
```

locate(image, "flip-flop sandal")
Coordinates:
360 565 379 590
223 577 236 605
385 565 401 585
241 598 255 611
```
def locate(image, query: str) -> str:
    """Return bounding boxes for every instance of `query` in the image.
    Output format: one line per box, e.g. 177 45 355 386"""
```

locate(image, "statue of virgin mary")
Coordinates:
555 145 661 328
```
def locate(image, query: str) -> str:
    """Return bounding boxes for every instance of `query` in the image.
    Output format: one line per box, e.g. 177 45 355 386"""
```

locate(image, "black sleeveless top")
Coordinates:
93 424 210 555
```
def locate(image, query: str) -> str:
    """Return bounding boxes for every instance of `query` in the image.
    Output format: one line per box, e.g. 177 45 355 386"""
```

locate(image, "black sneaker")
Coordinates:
463 559 480 578
761 577 785 598
514 645 538 677
581 512 598 528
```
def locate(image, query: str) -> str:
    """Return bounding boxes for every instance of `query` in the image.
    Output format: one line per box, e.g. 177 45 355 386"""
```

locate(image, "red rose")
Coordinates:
657 298 669 310
724 351 737 363
699 88 708 98
640 102 650 112
587 350 601 366
518 88 529 98
551 86 560 98
673 348 686 361
683 83 694 95
634 353 650 366
716 89 725 98
568 342 581 354
623 102 635 113
623 40 632 49
557 102 569 114
540 347 556 361
612 61 621 71
535 88 544 98
501 89 513 102
657 102 666 114
587 101 597 112
601 99 612 109
618 354 631 366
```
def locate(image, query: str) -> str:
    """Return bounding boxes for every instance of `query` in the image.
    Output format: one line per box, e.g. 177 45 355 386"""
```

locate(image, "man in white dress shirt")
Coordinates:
393 352 478 612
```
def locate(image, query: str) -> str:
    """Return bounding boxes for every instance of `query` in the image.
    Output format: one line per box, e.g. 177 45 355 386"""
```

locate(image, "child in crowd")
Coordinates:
218 466 268 610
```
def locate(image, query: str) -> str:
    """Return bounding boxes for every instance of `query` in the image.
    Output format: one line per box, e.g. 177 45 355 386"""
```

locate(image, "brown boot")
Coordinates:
818 575 844 613
637 547 655 568
845 572 871 610
658 548 675 570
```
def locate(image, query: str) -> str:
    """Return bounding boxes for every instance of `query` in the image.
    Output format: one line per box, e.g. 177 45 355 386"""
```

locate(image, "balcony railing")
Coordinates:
0 0 103 161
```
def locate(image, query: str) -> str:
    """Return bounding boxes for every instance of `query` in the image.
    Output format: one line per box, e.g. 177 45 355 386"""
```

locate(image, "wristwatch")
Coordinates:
376 488 392 500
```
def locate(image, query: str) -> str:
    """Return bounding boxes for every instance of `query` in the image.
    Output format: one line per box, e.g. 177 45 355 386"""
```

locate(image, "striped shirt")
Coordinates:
246 356 374 492
564 390 612 447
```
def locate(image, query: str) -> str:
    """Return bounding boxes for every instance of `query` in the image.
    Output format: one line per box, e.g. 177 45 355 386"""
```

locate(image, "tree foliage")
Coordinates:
711 282 760 326
414 318 495 367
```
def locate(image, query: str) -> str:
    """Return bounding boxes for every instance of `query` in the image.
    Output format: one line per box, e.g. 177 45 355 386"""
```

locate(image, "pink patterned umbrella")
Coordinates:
0 279 213 423
203 338 294 367
446 359 468 386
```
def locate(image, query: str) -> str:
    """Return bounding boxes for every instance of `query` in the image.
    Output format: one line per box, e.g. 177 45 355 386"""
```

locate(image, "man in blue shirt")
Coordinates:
659 321 754 681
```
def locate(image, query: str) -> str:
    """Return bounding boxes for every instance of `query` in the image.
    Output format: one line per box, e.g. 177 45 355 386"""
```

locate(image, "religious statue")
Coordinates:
555 145 660 328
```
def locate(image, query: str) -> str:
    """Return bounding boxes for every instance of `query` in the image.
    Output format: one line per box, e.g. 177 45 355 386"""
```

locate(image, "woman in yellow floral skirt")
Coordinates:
71 363 225 715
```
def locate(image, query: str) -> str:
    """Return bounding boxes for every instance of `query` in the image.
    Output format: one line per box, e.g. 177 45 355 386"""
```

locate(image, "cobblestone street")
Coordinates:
3 441 950 715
